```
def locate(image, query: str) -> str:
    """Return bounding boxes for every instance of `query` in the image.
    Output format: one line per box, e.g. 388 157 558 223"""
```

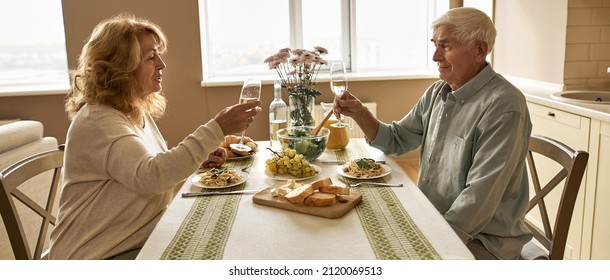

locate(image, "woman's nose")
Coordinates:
157 57 166 69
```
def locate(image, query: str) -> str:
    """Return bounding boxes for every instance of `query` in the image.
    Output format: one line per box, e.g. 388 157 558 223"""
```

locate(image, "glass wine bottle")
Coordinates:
269 80 288 150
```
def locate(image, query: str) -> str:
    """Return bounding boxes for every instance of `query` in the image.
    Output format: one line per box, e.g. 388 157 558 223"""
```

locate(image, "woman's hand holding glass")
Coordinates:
229 79 262 154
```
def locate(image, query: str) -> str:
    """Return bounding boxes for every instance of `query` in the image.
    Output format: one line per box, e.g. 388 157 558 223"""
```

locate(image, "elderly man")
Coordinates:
335 7 532 260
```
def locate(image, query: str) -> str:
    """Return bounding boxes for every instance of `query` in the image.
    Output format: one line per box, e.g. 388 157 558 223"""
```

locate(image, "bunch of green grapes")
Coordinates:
265 148 317 178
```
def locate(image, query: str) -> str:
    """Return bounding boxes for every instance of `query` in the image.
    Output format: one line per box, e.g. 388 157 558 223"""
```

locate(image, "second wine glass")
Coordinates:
229 78 261 154
330 61 348 128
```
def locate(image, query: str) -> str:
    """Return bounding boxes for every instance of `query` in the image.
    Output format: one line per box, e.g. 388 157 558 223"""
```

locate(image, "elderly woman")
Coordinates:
335 7 532 260
49 14 261 259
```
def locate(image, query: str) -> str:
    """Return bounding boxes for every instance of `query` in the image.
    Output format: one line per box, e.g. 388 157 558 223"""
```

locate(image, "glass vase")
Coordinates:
288 91 315 127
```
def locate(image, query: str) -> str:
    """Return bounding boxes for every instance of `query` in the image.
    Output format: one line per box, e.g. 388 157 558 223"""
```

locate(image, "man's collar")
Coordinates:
451 63 495 102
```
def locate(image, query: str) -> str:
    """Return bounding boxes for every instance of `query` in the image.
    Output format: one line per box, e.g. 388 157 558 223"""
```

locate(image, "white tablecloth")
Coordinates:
137 139 473 260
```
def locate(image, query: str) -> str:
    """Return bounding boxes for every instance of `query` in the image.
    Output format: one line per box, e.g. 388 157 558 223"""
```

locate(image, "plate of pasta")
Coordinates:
191 168 249 189
337 159 391 179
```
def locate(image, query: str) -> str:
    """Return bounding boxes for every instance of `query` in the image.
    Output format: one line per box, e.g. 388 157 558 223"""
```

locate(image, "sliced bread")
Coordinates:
284 183 315 204
304 192 337 207
310 177 333 190
318 185 350 195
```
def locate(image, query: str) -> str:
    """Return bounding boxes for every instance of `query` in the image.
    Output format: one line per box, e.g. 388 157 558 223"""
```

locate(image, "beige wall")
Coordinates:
494 0 610 90
494 0 568 84
0 0 433 160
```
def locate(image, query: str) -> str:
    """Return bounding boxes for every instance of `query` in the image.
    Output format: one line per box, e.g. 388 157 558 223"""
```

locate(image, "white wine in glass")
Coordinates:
229 78 261 154
330 61 348 128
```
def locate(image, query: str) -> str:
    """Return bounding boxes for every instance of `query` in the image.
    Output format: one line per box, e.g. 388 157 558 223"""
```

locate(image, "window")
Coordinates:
199 0 493 85
0 0 69 95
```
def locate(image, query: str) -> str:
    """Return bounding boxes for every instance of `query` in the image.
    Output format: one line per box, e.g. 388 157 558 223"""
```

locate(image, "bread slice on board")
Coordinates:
304 192 337 207
318 185 350 195
310 177 333 190
284 184 315 204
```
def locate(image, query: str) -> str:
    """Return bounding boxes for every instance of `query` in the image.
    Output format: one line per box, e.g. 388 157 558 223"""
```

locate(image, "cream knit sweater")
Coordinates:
49 104 224 259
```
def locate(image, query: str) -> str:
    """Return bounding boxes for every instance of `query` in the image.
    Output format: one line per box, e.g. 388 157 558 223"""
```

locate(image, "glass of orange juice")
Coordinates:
321 102 349 150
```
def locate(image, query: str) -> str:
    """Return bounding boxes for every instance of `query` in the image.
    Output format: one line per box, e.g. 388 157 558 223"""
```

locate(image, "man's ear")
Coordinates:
475 41 489 62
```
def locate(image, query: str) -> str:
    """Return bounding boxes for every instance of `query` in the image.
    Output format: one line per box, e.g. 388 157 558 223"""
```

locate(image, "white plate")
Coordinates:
264 164 322 181
337 163 392 179
226 153 254 161
191 169 249 189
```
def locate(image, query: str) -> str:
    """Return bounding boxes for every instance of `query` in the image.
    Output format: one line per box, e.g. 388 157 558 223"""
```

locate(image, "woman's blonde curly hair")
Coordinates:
65 13 168 123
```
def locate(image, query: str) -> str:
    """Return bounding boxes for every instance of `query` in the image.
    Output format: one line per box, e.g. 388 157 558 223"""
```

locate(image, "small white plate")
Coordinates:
264 164 322 181
337 163 392 179
226 153 254 161
191 169 249 189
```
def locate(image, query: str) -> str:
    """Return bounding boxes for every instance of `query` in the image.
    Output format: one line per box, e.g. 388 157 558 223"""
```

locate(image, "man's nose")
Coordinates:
432 47 443 62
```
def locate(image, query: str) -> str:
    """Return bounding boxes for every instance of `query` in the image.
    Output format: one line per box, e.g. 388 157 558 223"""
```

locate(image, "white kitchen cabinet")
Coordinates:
582 120 610 259
527 102 591 260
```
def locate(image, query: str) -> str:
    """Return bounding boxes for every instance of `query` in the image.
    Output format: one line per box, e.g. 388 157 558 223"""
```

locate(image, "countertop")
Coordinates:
507 76 610 123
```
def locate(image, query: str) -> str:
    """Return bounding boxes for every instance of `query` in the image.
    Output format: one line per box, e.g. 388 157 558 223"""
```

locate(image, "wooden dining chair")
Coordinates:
0 145 64 260
521 135 588 260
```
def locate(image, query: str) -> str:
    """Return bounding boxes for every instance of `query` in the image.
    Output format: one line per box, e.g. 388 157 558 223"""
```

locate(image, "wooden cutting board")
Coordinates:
252 186 362 219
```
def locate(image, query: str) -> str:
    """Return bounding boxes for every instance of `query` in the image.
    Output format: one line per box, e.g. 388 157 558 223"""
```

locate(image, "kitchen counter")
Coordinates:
506 76 610 123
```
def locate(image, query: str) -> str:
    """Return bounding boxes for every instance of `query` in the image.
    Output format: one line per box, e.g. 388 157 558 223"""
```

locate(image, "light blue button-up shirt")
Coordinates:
371 64 532 259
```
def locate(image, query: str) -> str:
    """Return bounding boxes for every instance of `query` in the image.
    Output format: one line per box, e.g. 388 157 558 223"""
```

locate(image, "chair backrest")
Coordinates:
525 135 588 260
0 146 64 260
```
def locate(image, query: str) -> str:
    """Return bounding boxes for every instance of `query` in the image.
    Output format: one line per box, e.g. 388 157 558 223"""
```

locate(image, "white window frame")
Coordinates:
199 0 451 87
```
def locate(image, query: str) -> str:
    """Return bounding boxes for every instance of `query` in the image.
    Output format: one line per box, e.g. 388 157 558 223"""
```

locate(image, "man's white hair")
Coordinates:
432 7 496 54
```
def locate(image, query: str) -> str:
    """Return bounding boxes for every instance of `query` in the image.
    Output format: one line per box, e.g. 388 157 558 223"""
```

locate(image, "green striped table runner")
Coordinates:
160 157 253 260
334 141 440 260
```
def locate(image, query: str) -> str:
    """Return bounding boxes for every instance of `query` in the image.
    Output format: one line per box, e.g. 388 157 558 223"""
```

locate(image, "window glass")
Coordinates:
353 0 432 72
201 0 289 78
301 0 342 62
199 0 455 82
0 0 69 94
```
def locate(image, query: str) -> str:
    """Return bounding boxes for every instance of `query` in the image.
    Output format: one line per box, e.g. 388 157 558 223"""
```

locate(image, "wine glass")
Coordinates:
229 78 262 154
330 61 348 128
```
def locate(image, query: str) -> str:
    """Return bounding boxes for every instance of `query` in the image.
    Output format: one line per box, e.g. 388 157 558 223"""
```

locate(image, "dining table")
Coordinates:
136 139 474 260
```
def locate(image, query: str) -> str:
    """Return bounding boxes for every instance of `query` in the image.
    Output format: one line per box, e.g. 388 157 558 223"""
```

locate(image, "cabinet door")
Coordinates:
590 121 610 259
527 102 590 260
